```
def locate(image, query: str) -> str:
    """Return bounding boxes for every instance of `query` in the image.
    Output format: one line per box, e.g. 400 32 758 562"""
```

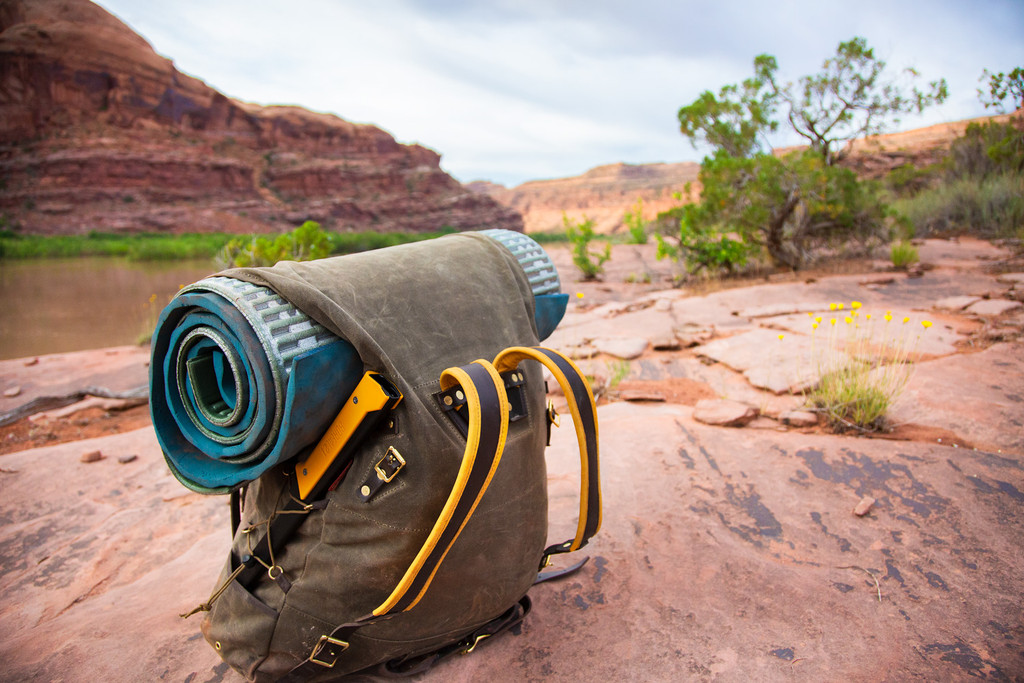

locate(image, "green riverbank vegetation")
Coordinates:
0 221 459 263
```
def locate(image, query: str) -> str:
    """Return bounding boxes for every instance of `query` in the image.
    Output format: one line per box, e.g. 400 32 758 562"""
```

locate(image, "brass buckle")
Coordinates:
547 401 560 428
375 447 406 483
309 635 349 668
461 633 491 656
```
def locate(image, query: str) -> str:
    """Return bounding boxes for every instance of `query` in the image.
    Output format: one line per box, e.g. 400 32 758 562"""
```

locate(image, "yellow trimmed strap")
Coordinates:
493 346 601 556
372 359 509 616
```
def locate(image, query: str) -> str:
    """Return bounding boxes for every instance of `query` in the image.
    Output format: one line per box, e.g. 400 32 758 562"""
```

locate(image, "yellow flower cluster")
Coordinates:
810 303 931 331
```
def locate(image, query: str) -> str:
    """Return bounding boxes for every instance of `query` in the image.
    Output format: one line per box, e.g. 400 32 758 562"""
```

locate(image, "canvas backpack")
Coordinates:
172 233 601 680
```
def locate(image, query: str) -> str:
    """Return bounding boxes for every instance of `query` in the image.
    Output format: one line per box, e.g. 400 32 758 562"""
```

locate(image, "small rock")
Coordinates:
80 450 104 463
593 337 648 360
858 276 895 286
965 299 1024 317
853 496 876 517
565 344 599 360
24 358 39 367
746 417 783 430
651 335 681 351
906 264 925 278
118 454 138 464
933 295 981 312
618 389 666 403
780 410 818 427
693 399 757 427
3 386 21 398
995 273 1024 285
674 323 714 347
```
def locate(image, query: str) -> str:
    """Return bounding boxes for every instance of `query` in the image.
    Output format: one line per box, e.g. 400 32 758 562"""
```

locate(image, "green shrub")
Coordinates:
622 197 649 244
890 240 919 269
217 221 331 268
892 172 1024 238
885 163 937 197
564 214 610 280
946 121 1024 178
803 303 931 432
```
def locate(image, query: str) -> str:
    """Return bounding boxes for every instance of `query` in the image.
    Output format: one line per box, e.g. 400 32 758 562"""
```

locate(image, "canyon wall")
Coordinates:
0 0 522 235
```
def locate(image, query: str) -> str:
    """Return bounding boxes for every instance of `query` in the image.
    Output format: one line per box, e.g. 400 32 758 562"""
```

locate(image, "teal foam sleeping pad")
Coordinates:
150 230 568 494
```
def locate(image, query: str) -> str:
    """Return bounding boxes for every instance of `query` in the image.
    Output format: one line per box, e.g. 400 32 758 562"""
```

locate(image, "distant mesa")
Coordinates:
468 161 701 235
0 0 522 235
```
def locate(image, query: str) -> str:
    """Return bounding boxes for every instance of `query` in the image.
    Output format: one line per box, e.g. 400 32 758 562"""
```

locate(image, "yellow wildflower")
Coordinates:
884 313 892 322
812 323 819 330
814 316 822 324
845 316 853 324
778 334 785 341
830 318 837 326
837 303 844 310
922 320 933 329
903 316 910 324
851 301 862 310
829 303 837 311
576 292 584 299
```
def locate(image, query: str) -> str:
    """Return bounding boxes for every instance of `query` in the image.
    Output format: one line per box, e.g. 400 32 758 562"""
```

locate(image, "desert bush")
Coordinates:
623 197 649 244
946 121 1024 179
889 240 919 268
891 172 1024 238
670 37 939 271
802 303 932 432
564 214 610 280
217 220 331 268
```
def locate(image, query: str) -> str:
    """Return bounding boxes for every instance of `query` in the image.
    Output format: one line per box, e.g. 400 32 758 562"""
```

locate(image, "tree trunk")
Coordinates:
763 190 802 269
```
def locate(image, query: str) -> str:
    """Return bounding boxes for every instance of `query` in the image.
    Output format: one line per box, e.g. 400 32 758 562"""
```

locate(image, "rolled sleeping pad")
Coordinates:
150 230 568 494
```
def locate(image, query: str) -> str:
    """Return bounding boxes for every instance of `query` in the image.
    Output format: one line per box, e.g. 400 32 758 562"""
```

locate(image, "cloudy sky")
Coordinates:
93 0 1024 187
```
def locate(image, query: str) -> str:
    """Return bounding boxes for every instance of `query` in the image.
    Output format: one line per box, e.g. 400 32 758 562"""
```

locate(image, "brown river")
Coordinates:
0 257 216 360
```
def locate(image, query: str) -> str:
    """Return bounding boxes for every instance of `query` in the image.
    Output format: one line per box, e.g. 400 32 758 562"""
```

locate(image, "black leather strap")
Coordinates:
493 346 602 563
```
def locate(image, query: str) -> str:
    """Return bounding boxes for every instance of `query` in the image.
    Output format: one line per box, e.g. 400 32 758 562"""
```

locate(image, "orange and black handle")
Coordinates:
234 372 402 590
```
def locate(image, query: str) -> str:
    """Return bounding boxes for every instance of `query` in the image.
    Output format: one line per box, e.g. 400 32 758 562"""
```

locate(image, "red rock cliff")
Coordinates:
0 0 523 234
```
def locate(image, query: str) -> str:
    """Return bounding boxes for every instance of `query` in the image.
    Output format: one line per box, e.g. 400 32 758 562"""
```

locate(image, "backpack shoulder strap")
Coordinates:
493 346 601 567
284 359 509 677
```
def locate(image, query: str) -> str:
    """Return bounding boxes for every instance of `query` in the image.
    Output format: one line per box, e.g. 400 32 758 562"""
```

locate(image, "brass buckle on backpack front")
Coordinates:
375 447 406 483
309 635 349 668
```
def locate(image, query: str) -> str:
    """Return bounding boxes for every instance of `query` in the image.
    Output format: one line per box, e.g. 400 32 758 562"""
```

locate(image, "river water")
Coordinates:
0 257 217 360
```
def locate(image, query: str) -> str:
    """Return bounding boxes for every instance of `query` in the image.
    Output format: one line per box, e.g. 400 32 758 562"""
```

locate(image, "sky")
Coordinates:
93 0 1024 188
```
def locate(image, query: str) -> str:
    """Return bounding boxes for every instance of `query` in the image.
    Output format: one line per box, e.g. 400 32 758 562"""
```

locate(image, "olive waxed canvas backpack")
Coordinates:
151 233 601 680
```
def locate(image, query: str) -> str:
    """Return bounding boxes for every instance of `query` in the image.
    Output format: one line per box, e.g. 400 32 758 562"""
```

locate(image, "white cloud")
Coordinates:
93 0 1024 186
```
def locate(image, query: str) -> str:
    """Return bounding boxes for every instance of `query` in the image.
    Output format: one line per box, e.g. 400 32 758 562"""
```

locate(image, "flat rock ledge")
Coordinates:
693 398 758 427
965 299 1023 317
933 295 981 311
